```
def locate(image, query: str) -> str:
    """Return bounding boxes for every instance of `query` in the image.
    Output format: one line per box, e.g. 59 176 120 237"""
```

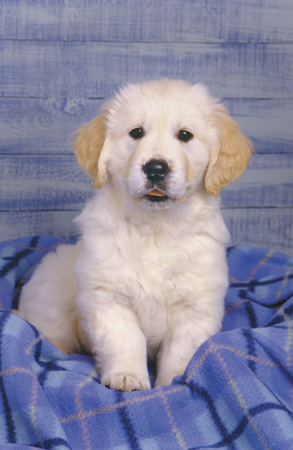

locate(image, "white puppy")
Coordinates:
17 79 253 391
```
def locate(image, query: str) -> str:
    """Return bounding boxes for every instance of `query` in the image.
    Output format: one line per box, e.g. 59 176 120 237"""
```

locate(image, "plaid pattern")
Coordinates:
0 237 293 450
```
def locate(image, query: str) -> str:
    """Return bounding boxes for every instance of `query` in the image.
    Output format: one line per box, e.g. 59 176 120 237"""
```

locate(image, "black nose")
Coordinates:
142 159 169 182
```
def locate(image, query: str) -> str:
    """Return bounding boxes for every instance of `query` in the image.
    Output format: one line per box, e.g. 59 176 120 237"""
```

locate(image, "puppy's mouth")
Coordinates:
145 189 169 203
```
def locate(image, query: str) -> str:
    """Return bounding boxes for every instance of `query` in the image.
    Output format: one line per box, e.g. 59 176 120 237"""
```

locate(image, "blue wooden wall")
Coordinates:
0 0 292 255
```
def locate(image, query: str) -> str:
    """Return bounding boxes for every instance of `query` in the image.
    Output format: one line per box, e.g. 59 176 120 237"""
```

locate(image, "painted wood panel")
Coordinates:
0 1 292 254
0 155 92 211
0 211 80 241
1 98 292 155
1 0 292 43
223 209 293 256
223 99 293 154
1 208 292 256
221 155 293 207
1 154 292 211
0 98 98 155
1 41 292 99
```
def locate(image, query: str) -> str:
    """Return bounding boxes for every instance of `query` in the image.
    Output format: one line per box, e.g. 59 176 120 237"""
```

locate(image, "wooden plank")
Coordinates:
0 98 102 155
1 0 292 43
221 154 293 208
222 208 293 256
1 208 292 256
225 99 293 154
1 98 292 155
1 41 292 99
0 155 93 211
0 211 80 241
0 154 292 211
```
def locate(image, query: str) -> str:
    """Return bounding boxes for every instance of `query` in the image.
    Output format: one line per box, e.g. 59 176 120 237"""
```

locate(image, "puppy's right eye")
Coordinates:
129 127 144 140
177 130 193 142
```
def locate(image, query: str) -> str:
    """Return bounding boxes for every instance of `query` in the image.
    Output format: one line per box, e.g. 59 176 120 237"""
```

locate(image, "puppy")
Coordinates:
17 79 253 391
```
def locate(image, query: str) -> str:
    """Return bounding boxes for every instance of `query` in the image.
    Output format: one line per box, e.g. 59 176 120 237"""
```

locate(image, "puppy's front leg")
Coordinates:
78 290 151 391
155 311 222 387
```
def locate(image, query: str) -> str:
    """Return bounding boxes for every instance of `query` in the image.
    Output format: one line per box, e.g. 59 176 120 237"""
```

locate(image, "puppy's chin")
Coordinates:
135 187 188 209
139 194 176 210
127 178 188 210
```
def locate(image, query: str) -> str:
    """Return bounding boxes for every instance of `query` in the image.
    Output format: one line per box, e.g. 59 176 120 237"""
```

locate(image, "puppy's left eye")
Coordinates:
129 127 144 140
177 130 193 142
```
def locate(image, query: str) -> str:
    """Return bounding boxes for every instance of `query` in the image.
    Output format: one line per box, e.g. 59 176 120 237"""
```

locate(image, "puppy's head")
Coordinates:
74 79 253 208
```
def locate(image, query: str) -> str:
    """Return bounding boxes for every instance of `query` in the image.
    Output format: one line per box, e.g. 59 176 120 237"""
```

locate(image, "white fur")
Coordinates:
17 79 253 391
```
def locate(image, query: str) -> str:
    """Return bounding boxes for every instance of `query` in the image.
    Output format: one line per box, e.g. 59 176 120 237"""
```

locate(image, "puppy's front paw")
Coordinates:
103 373 151 392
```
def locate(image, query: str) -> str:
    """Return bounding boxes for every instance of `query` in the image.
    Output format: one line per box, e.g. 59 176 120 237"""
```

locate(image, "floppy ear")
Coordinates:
205 104 253 197
73 110 109 189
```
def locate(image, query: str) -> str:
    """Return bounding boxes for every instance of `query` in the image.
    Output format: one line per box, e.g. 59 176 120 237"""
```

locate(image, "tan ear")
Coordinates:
73 110 109 189
205 105 254 196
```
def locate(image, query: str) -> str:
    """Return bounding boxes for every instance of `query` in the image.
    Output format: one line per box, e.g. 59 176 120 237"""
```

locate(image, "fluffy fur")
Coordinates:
17 79 253 391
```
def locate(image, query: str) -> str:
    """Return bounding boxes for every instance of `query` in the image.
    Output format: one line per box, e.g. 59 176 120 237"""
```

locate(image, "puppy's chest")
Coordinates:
140 237 179 270
116 233 195 297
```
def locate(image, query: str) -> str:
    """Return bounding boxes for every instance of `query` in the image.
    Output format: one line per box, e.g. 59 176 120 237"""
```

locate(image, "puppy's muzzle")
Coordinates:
142 159 170 203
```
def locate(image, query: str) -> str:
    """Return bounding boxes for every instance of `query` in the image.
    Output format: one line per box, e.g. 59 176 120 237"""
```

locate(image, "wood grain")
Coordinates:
223 209 293 256
0 211 80 241
0 155 92 211
1 208 292 256
1 0 292 43
0 154 292 211
1 41 292 99
0 0 292 253
1 98 292 155
221 154 293 208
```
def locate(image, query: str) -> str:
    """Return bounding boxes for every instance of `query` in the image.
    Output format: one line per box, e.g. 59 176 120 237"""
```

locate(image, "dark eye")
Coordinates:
129 127 144 140
177 130 193 142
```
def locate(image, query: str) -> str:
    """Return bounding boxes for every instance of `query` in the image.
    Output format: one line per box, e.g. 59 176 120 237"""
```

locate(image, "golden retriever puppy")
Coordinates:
17 79 253 391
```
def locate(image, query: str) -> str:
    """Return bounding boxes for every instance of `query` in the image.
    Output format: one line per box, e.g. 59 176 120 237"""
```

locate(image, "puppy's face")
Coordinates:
74 79 253 209
106 80 215 209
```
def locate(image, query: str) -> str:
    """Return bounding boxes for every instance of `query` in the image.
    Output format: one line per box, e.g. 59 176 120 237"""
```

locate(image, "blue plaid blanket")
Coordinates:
0 236 293 450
